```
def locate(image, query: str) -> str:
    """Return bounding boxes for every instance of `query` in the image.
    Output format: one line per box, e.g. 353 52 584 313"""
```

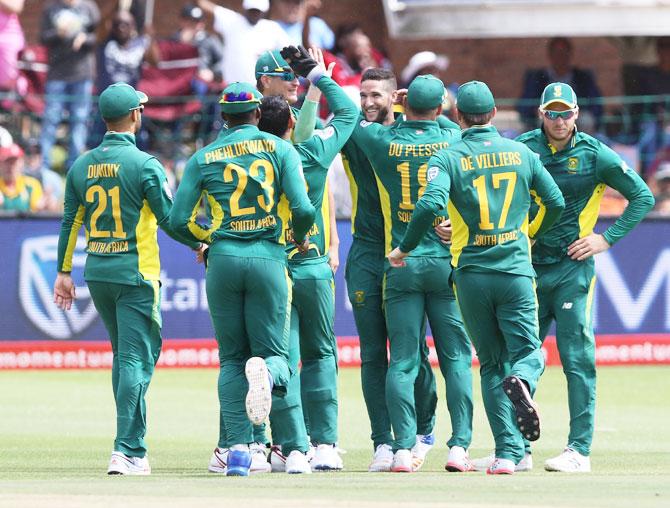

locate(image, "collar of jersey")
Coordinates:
103 132 137 145
223 124 258 135
461 124 497 138
400 119 438 128
0 175 28 198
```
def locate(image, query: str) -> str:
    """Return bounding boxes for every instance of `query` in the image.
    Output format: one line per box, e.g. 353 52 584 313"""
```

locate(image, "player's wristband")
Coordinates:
306 67 325 84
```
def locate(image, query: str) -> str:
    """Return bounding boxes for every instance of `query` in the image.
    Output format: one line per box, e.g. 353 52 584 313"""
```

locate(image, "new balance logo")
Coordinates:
562 302 573 310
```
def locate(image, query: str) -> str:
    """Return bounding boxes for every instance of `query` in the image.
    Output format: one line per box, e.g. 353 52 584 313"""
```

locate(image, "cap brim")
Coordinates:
541 99 576 109
137 91 149 104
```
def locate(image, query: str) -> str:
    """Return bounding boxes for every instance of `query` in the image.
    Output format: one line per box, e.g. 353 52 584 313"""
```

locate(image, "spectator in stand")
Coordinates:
22 137 64 213
174 4 224 90
90 10 159 147
635 37 670 174
324 24 390 89
0 0 24 92
271 0 334 50
39 0 100 171
197 0 289 84
0 143 44 213
400 50 449 89
652 164 670 214
518 37 602 130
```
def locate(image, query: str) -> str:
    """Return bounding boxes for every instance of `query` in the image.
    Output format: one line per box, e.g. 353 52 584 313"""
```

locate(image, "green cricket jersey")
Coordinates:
57 132 200 285
341 138 384 244
351 117 461 257
278 76 357 262
169 124 315 253
399 125 565 277
516 128 655 264
0 175 43 212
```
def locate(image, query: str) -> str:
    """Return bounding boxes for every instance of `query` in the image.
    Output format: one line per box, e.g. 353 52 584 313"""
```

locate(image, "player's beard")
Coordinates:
367 105 390 124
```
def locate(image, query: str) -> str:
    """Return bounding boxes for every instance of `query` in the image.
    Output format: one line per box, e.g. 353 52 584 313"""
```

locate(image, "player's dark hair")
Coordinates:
222 109 258 127
458 109 495 127
361 68 397 89
258 96 291 138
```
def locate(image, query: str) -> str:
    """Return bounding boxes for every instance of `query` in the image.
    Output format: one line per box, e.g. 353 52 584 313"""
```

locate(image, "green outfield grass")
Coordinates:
1 366 668 508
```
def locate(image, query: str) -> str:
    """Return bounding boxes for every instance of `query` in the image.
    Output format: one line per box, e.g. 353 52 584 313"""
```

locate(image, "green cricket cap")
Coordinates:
456 80 495 114
219 82 263 114
99 82 148 121
255 50 292 79
540 82 578 109
407 74 445 111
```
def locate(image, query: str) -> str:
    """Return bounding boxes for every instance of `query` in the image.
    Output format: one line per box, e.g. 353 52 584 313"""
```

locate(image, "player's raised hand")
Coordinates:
434 218 452 244
53 273 76 311
387 247 408 268
308 46 336 78
281 45 318 78
394 88 408 106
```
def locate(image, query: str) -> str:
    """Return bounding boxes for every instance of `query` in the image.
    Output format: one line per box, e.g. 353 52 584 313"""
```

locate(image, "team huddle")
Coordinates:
52 45 655 477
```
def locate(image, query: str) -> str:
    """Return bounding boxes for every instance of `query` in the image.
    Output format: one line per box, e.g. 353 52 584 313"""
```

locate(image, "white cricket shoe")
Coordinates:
445 446 475 472
486 457 515 475
270 445 287 472
411 432 435 471
312 444 344 471
286 450 312 474
107 451 150 475
368 443 394 472
208 447 228 473
391 449 413 473
471 451 533 472
245 357 273 425
544 448 591 472
249 441 271 474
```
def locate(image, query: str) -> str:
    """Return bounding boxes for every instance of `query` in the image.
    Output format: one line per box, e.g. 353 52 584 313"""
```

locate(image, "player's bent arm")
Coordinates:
56 170 85 273
300 76 359 166
350 114 384 158
281 149 316 242
398 162 451 253
528 157 565 239
595 147 655 246
169 157 208 245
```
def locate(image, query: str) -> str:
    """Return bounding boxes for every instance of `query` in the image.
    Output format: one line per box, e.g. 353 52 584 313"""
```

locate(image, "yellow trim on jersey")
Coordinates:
578 183 606 238
0 175 44 211
206 193 224 241
528 190 546 238
341 152 358 235
136 199 160 280
187 191 224 242
373 173 393 255
62 205 85 272
447 201 469 267
277 194 290 246
322 181 331 255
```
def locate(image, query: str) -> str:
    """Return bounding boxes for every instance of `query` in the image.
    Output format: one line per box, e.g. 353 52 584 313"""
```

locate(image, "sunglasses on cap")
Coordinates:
541 108 577 121
260 67 296 81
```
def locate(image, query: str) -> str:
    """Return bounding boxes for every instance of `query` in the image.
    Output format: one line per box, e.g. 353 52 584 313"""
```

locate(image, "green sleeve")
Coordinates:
351 115 385 157
169 155 206 245
143 158 201 249
399 156 451 253
299 76 358 168
293 99 318 143
528 153 565 239
56 169 84 273
280 146 316 242
595 146 655 245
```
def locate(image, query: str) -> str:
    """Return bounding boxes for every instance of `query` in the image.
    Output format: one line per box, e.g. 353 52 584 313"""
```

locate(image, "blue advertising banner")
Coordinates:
1 218 669 343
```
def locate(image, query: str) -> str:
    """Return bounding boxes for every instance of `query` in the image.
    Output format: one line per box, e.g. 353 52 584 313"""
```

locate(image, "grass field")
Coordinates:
1 366 669 508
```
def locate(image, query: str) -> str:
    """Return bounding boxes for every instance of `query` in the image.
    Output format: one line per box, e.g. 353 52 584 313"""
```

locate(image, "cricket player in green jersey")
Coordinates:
169 81 315 477
389 80 566 475
352 74 475 473
341 67 442 472
53 82 204 476
513 83 654 473
258 45 357 471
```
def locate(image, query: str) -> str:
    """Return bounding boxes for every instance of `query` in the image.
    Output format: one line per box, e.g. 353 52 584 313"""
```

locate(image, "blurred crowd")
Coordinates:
1 0 670 215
